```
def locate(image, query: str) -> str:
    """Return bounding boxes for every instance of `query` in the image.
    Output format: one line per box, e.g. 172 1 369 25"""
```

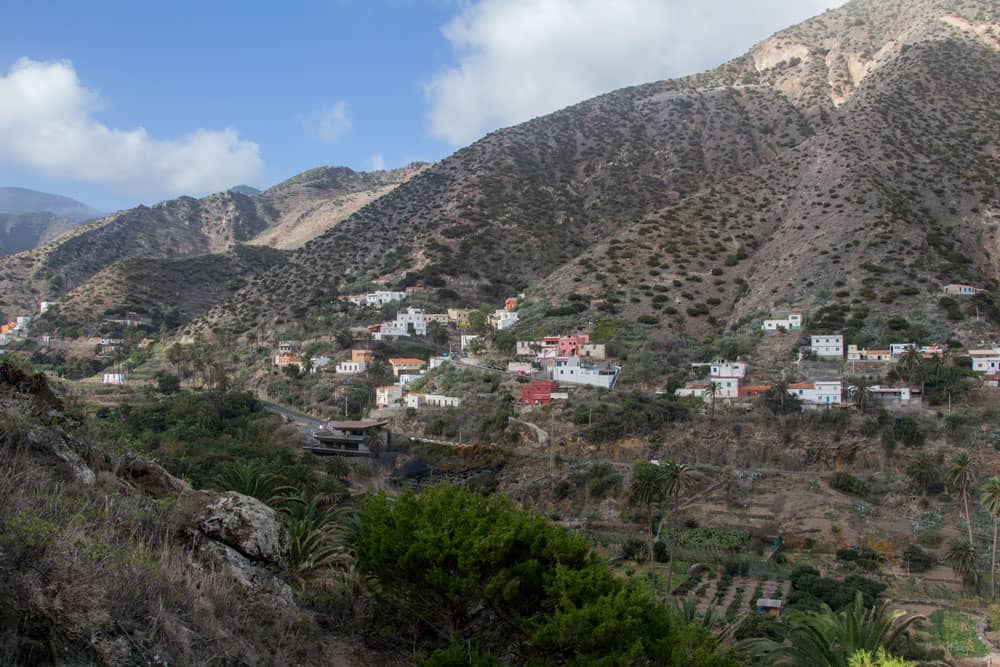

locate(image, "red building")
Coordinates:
739 384 771 399
520 380 559 405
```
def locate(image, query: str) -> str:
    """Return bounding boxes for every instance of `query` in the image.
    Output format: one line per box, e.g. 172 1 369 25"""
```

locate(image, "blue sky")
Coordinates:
0 0 837 212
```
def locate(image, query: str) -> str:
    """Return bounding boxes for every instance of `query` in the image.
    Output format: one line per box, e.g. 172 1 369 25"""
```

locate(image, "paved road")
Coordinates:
260 400 325 429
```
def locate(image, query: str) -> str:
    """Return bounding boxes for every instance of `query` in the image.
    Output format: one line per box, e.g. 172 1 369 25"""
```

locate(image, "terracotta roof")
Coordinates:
788 383 815 389
389 358 426 364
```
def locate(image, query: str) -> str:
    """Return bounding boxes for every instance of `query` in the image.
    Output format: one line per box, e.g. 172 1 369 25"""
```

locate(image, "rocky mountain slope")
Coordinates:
40 245 287 335
0 211 79 257
0 358 390 665
0 164 424 321
194 0 999 342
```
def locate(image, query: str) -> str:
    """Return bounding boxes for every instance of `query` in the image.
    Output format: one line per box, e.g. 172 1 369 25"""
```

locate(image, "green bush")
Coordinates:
587 463 624 499
830 471 869 496
357 486 733 664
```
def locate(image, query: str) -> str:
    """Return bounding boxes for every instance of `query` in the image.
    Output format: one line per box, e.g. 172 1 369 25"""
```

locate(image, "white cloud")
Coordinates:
298 101 352 143
368 152 387 171
426 0 838 146
0 58 262 196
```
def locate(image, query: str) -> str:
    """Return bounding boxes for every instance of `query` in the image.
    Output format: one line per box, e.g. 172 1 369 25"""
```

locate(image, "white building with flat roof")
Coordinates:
551 356 620 389
336 360 367 374
788 381 842 405
762 313 803 331
810 335 844 358
709 361 746 379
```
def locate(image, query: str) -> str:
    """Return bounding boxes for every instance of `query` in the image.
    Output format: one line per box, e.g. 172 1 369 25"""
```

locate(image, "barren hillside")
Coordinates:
194 0 999 342
0 164 423 320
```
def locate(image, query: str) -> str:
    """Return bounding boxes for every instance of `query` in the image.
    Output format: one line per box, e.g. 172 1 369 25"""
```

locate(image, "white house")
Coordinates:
373 321 410 340
674 382 707 399
335 360 367 375
373 290 407 305
429 356 449 369
102 372 127 385
310 356 333 373
889 343 916 358
972 353 1000 374
709 361 746 379
762 313 803 331
810 335 844 358
393 307 429 336
376 385 404 408
788 381 842 405
942 284 980 297
492 310 519 330
14 316 31 332
39 301 55 314
404 393 462 408
867 385 917 405
551 356 620 389
460 334 481 351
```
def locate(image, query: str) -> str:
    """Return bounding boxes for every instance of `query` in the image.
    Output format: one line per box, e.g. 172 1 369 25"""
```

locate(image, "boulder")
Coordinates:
25 425 95 486
194 491 289 563
121 458 191 497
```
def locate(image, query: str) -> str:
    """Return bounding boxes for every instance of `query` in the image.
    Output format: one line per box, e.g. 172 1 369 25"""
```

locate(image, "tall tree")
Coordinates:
706 381 718 421
947 452 977 548
846 375 872 414
661 460 695 594
905 453 939 498
944 538 977 592
980 476 1000 599
629 461 667 591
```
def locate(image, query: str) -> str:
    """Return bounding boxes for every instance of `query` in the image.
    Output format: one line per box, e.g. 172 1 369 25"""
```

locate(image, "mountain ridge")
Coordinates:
191 0 999 343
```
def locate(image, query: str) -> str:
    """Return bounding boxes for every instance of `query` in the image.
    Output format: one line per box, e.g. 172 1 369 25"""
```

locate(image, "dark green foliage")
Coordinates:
357 485 732 665
836 547 883 571
902 544 935 573
786 566 886 612
830 471 869 496
587 463 624 499
573 392 688 442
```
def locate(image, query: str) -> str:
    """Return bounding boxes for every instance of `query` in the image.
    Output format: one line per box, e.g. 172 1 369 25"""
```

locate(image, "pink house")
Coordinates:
557 334 590 357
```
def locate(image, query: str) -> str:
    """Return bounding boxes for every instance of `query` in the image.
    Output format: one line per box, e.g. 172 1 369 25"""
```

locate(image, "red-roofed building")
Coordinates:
520 380 559 405
739 384 771 399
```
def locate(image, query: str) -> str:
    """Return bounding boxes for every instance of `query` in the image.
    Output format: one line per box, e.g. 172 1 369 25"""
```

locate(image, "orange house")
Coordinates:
389 358 426 376
352 349 375 364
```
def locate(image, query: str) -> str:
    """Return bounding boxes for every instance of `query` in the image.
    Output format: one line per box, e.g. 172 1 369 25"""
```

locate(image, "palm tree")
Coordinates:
905 453 938 498
980 476 1000 599
661 460 694 594
847 375 872 414
894 349 923 386
705 381 718 421
944 538 976 592
629 461 667 590
947 452 977 548
740 592 924 667
280 493 359 592
215 460 292 506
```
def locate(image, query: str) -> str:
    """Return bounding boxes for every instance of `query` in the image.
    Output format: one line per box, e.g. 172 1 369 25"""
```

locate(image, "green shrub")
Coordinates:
830 471 869 496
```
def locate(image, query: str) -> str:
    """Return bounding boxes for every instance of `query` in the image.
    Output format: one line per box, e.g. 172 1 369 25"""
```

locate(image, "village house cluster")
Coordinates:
512 334 620 390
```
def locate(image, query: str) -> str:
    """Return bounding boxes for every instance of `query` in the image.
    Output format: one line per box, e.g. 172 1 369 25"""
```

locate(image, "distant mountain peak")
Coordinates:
228 185 261 196
0 187 102 222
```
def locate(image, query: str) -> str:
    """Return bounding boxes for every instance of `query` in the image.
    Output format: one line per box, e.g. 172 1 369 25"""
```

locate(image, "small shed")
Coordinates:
756 598 784 617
